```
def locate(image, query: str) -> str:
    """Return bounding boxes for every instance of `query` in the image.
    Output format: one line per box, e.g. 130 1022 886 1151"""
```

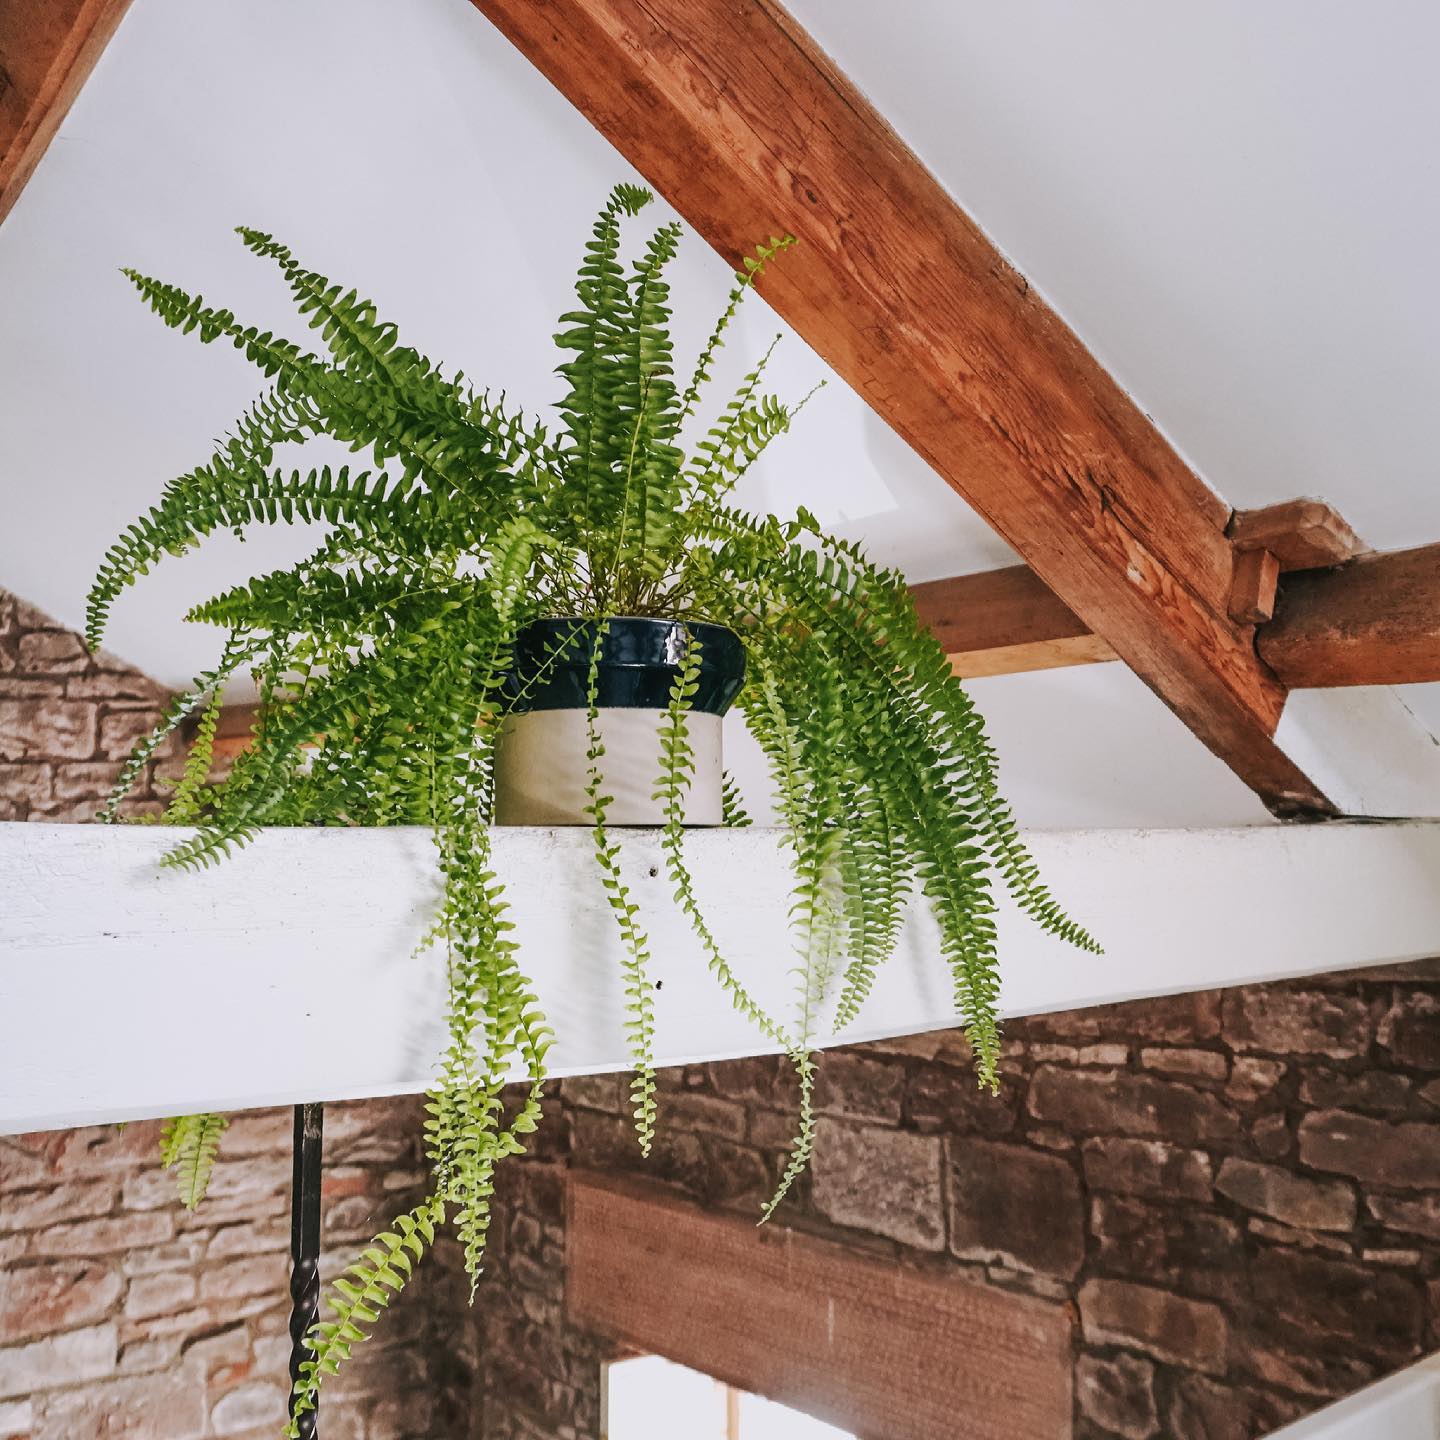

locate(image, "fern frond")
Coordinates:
159 1112 228 1210
286 1197 442 1435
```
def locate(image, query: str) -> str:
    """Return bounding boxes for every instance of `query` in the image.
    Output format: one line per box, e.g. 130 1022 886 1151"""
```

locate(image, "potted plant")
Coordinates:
88 184 1098 1430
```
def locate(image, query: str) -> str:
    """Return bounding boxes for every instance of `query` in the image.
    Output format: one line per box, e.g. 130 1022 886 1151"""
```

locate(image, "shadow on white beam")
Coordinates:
2 822 1439 1135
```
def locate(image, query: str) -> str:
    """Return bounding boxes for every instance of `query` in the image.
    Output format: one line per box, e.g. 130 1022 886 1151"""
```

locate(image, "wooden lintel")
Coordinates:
0 0 131 225
471 0 1333 817
1259 542 1440 689
568 1171 1074 1440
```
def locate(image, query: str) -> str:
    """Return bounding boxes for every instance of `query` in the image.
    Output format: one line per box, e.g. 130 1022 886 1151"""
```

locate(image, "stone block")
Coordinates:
0 762 54 806
64 672 169 703
17 631 89 674
1091 1197 1241 1300
1076 1352 1158 1439
1027 1066 1239 1146
1233 1338 1378 1400
1297 1110 1440 1189
1081 1137 1212 1203
0 1262 122 1344
0 699 97 761
657 1091 746 1140
1222 986 1373 1059
1165 1376 1277 1440
1138 1047 1227 1081
0 1179 115 1230
205 1217 289 1258
30 1212 174 1258
1214 1158 1356 1232
33 1368 209 1439
1366 1192 1440 1241
905 1063 1018 1137
0 1399 32 1438
1379 991 1440 1069
1225 1055 1285 1104
813 1052 904 1125
948 1139 1084 1278
1298 1067 1412 1113
1078 1278 1228 1373
97 708 165 761
0 1322 117 1397
1011 989 1222 1044
559 1073 628 1114
52 763 123 803
125 1271 198 1320
1252 1246 1425 1355
810 1118 943 1251
210 1381 286 1435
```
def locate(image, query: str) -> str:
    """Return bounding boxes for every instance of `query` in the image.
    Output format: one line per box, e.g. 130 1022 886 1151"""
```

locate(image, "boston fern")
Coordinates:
90 184 1098 1429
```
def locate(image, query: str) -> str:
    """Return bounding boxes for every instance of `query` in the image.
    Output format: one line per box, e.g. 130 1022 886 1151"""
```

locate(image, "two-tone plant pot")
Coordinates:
494 617 746 827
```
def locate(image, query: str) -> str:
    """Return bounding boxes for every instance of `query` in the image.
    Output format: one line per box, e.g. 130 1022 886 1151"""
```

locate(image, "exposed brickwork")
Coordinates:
0 590 183 820
0 593 473 1439
476 960 1440 1440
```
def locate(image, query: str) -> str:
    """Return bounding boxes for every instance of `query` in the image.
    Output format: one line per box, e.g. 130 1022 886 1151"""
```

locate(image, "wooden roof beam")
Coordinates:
0 0 130 225
913 532 1440 694
1260 542 1440 690
472 0 1333 816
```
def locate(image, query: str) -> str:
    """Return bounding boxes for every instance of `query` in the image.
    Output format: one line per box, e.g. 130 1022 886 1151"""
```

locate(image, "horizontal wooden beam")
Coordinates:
0 0 130 225
1260 542 1440 689
909 565 1117 677
569 1171 1074 1439
6 820 1440 1134
471 0 1332 817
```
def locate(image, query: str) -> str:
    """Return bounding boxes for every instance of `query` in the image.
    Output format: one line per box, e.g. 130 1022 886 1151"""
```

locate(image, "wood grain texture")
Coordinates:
1228 545 1281 625
1230 499 1367 573
0 0 130 224
471 0 1334 815
910 565 1117 675
1260 543 1440 689
568 1170 1074 1440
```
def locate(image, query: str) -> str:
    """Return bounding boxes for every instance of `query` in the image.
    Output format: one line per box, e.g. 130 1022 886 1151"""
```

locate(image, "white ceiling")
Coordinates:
1 0 1436 828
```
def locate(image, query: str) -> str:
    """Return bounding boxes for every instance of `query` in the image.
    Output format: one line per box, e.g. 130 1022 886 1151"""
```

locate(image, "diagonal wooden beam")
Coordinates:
909 566 1117 679
471 0 1334 816
0 0 130 225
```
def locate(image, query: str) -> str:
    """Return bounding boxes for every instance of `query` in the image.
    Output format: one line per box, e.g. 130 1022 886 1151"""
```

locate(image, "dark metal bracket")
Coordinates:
288 1101 324 1438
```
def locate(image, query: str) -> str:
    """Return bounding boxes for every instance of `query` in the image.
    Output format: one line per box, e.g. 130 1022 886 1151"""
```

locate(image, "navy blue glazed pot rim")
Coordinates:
502 616 747 717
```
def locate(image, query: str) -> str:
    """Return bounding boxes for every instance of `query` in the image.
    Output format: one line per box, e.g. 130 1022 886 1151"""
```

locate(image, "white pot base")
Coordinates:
494 708 724 826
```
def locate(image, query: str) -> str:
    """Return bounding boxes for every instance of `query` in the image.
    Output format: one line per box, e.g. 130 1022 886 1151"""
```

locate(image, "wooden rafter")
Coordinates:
909 566 1117 679
1260 542 1440 690
911 532 1440 693
471 0 1334 816
0 0 130 225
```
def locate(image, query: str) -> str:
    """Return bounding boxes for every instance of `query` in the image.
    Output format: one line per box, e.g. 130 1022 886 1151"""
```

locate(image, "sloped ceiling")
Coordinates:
2 0 1436 826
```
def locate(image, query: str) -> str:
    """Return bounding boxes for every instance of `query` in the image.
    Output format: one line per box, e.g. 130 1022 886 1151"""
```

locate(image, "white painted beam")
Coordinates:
2 821 1439 1135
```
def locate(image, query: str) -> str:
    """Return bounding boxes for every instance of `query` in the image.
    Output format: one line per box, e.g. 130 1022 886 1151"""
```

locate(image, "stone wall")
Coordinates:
476 963 1440 1440
0 590 472 1440
0 589 182 820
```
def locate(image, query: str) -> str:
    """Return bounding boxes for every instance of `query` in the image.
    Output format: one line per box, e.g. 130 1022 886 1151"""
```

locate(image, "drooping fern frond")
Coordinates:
159 1112 228 1210
285 1197 442 1438
91 183 1099 1433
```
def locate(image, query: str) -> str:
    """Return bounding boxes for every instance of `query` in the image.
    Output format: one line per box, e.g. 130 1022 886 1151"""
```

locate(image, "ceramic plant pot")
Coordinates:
493 617 746 827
